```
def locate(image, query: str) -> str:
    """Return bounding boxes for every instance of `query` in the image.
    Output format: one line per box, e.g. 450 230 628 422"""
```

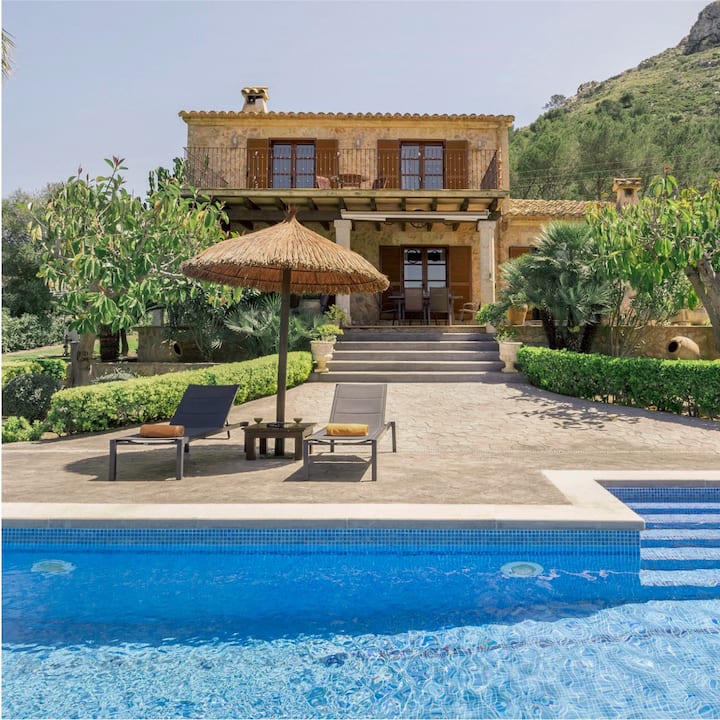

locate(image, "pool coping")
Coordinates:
4 470 720 530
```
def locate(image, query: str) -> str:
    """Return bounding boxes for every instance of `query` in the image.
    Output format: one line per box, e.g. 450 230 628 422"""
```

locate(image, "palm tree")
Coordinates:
2 29 15 80
499 221 612 352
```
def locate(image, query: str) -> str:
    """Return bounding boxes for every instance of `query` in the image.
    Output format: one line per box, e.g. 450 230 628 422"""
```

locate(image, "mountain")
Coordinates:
510 1 720 200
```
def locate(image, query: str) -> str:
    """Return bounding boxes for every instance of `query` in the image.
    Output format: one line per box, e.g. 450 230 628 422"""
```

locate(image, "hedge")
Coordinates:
45 351 313 436
517 346 720 420
2 358 68 387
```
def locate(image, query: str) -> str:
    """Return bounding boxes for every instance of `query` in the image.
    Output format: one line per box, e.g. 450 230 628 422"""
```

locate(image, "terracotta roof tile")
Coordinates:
179 110 515 125
504 199 605 217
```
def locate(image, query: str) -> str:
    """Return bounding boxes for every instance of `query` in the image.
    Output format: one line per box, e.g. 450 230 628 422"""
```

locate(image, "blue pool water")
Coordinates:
3 502 720 718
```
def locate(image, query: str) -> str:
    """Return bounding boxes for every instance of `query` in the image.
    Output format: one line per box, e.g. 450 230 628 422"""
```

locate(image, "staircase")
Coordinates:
611 487 720 600
314 327 520 383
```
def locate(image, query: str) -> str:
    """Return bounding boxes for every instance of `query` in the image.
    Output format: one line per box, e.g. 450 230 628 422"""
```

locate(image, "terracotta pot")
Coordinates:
667 336 701 360
507 305 528 326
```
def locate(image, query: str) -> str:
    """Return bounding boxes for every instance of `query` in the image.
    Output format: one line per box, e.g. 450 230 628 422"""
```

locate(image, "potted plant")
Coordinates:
310 323 343 373
477 303 523 373
495 327 523 373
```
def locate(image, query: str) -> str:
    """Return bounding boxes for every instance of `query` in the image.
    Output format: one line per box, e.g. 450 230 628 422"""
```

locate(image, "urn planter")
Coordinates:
498 340 523 373
310 339 336 373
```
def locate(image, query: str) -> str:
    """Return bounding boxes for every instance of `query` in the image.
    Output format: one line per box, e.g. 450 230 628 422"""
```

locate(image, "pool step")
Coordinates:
641 546 720 570
612 487 720 593
628 502 720 514
642 514 720 530
641 529 720 547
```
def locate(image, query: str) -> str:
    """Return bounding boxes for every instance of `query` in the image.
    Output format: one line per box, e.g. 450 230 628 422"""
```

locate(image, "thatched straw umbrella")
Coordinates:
182 210 388 451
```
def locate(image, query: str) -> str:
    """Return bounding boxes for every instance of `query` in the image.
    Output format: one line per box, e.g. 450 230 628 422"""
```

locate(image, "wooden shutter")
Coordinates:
448 246 472 314
377 140 400 189
246 138 269 188
445 140 468 189
379 246 403 296
316 139 339 181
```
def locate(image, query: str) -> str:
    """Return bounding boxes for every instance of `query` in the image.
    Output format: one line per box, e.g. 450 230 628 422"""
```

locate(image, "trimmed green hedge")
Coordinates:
2 358 68 387
518 346 720 420
45 352 313 436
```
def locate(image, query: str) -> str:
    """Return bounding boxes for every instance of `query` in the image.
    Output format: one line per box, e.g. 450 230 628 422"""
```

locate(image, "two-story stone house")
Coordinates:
179 87 626 325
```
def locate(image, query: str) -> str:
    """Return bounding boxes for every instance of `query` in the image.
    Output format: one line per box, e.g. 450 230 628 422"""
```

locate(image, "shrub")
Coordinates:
1 416 47 443
2 373 63 422
2 358 68 387
1 310 66 352
46 351 313 436
518 346 720 420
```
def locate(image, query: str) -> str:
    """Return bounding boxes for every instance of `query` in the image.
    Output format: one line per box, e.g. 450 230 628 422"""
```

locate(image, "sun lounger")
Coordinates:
303 383 397 481
108 384 245 481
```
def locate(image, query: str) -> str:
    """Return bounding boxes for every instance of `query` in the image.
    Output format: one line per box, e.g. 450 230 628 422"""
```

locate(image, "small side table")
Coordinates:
243 422 315 460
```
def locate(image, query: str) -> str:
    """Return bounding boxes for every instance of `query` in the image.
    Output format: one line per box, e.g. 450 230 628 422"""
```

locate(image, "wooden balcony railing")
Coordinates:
184 147 501 192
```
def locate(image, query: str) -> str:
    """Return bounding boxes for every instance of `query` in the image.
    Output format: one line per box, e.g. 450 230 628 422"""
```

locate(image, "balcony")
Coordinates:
184 147 502 192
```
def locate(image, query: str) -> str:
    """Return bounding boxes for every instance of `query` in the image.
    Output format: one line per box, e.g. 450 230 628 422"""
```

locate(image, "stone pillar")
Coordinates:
333 219 353 323
477 219 497 306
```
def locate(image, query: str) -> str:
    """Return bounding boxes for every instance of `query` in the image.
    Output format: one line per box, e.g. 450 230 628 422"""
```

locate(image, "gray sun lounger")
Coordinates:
303 383 397 482
109 384 245 481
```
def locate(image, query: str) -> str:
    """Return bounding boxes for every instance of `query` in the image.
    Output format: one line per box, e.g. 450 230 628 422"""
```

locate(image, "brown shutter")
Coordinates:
377 140 400 189
379 246 403 296
316 139 339 182
246 138 269 189
448 246 472 315
445 140 468 189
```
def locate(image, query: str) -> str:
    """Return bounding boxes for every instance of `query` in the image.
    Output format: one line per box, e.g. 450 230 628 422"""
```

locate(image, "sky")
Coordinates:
1 0 710 198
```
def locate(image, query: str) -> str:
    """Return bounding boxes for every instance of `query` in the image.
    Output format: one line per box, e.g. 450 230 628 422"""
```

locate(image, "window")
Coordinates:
400 143 444 190
403 247 447 289
271 142 315 189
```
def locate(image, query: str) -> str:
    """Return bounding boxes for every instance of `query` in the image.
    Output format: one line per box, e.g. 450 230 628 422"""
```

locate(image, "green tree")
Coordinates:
588 175 720 353
2 189 56 317
498 222 613 352
26 157 232 353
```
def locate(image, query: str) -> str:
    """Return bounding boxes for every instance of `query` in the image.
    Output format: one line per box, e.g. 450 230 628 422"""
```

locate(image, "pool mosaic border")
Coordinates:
2 527 640 555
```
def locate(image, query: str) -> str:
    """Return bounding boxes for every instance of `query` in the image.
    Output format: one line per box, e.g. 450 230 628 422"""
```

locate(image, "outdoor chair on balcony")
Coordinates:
316 176 332 189
302 383 397 482
372 177 388 189
108 384 245 481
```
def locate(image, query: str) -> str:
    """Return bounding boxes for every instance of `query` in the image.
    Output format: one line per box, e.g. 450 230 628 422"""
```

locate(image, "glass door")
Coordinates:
403 247 447 289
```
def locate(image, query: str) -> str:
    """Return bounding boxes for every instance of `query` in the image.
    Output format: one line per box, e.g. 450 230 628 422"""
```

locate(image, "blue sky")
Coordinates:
1 0 709 197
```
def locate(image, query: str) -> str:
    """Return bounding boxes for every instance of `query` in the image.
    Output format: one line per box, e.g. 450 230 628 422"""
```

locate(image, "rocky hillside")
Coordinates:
510 1 720 200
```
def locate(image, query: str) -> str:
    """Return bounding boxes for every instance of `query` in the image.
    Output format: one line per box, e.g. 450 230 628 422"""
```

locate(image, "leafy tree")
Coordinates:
2 29 14 80
25 157 232 355
2 190 57 318
588 175 720 353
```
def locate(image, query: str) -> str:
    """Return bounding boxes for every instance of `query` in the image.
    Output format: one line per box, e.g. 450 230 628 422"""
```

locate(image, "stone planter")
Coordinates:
498 340 523 373
310 339 335 373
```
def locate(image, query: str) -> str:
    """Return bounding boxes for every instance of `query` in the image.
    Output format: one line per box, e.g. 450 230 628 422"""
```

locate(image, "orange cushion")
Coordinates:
326 423 368 437
139 424 185 438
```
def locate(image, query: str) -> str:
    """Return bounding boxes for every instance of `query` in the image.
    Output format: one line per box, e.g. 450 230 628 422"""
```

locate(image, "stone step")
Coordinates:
311 370 525 383
335 340 498 353
332 350 500 362
340 331 494 343
328 359 503 372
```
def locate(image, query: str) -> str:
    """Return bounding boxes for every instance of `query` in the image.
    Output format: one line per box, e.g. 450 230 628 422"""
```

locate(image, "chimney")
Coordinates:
612 177 642 209
241 86 269 114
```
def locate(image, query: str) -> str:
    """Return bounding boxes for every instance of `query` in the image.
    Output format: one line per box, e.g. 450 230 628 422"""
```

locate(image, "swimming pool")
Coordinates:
4 519 720 720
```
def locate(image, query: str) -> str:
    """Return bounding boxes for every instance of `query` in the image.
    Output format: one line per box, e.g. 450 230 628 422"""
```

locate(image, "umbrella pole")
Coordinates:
275 268 291 456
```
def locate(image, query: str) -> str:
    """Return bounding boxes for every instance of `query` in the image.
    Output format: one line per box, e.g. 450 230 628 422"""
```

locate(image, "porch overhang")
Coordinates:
217 188 508 230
